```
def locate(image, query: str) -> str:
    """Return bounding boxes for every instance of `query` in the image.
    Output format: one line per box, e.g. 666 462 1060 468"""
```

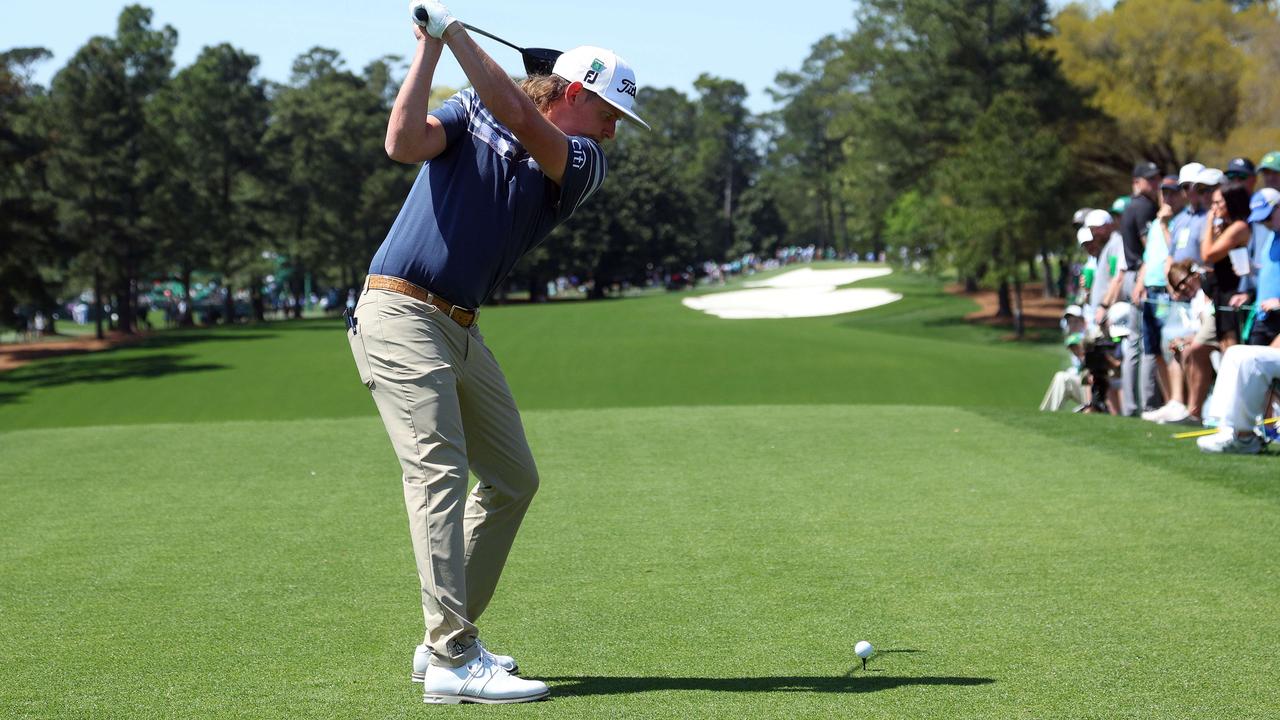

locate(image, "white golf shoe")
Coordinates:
1143 401 1187 423
420 653 548 705
1197 430 1263 455
412 641 518 682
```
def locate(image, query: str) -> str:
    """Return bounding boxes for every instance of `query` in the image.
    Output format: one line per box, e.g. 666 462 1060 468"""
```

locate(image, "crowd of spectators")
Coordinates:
1044 153 1280 454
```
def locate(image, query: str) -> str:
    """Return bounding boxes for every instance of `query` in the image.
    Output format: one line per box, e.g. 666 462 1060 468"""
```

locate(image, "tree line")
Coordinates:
3 0 1278 337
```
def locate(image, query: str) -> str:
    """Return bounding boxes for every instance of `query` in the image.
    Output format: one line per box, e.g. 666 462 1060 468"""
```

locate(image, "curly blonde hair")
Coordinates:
520 74 571 112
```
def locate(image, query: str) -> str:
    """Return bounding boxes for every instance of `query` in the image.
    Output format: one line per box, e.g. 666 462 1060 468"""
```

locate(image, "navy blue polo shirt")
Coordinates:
369 89 607 308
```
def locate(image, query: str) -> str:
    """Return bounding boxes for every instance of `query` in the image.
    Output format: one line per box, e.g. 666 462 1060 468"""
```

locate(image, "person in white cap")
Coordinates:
345 0 648 705
1081 209 1127 332
1168 163 1207 267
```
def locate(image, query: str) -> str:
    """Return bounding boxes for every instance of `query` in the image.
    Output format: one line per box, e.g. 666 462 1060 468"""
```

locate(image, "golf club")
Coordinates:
411 7 561 76
462 23 561 77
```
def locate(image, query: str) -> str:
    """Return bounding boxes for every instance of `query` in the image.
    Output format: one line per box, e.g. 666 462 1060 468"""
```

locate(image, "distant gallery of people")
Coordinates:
1042 153 1280 454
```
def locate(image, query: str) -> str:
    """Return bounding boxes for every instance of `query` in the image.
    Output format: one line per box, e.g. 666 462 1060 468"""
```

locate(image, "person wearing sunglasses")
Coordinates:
1196 191 1280 452
1153 261 1217 424
1225 157 1257 192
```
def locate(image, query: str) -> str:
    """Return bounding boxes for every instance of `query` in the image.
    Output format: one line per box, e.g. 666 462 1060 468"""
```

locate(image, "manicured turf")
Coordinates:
3 266 1278 718
0 268 1058 431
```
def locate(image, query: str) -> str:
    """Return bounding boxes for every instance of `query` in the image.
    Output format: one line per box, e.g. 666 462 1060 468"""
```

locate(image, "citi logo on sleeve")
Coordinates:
570 138 588 170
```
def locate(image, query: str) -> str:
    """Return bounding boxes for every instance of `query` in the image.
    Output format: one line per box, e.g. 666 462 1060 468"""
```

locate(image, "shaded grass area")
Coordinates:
0 270 1063 431
2 405 1278 719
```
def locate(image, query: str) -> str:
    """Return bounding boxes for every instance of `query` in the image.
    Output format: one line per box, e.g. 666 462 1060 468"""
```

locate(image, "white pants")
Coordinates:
1208 345 1280 432
1040 371 1085 412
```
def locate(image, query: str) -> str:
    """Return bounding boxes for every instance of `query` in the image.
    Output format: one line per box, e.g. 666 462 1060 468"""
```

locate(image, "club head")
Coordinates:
522 48 562 77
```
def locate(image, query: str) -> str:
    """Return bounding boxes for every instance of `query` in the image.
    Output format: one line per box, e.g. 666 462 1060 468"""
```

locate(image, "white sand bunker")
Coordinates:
683 267 902 320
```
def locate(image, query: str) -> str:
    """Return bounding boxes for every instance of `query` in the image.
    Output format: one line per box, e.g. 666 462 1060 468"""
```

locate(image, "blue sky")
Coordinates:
4 0 860 114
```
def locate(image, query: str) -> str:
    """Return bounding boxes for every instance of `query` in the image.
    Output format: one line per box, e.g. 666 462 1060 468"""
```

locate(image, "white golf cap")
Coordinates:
1195 167 1225 187
1106 302 1134 337
1072 207 1093 225
553 46 650 131
1077 226 1094 245
1084 209 1112 228
1064 304 1084 318
1178 162 1205 185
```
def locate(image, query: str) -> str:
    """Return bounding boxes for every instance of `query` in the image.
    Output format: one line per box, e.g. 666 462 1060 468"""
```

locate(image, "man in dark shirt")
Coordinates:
1118 161 1161 416
346 0 648 704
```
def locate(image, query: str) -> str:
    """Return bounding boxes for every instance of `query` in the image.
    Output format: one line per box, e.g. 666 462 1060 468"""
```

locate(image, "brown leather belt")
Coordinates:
366 274 478 328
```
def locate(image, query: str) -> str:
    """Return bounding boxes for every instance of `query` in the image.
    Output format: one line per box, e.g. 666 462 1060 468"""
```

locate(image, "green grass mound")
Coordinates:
3 406 1278 719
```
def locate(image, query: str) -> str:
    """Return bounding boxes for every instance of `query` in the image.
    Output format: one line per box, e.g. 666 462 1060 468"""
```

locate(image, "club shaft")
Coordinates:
461 23 524 53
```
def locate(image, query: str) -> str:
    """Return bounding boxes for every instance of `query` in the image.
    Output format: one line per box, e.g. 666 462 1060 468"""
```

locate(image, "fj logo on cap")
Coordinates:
617 79 637 97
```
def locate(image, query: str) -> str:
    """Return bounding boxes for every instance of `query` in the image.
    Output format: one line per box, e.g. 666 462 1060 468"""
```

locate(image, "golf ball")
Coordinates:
854 640 874 659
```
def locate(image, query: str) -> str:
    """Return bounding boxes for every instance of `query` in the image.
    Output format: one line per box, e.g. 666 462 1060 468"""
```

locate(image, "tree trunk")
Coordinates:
528 269 546 302
223 282 235 325
1057 256 1070 298
964 275 979 293
115 277 134 335
996 280 1013 318
93 270 104 340
1012 277 1026 338
251 275 265 323
181 265 195 327
289 265 306 320
1041 249 1056 298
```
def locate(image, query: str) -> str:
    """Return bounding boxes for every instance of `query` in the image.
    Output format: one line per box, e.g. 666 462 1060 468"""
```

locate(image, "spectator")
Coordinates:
1158 261 1218 424
1200 182 1253 348
1258 151 1280 192
1081 210 1127 332
1134 175 1184 414
1245 188 1280 346
1040 305 1088 412
1110 195 1131 220
1170 163 1210 265
1196 343 1280 454
1115 161 1162 416
1236 161 1280 340
1225 157 1256 193
1080 309 1123 414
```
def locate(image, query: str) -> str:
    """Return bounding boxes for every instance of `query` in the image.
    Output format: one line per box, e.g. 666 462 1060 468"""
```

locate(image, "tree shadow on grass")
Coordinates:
543 674 994 698
131 330 278 349
0 354 227 406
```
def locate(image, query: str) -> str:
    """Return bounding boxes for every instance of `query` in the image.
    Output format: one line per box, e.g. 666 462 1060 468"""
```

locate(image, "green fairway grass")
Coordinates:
3 267 1278 718
0 267 1058 431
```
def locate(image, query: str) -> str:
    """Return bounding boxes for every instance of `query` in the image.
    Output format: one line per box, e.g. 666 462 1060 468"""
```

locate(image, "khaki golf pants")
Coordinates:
347 287 539 668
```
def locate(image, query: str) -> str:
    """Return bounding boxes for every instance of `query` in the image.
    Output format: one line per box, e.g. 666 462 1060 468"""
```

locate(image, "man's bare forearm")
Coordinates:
442 25 538 134
386 37 444 160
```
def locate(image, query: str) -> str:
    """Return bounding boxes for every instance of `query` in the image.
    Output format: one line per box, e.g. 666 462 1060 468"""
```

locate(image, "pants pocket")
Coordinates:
346 310 376 390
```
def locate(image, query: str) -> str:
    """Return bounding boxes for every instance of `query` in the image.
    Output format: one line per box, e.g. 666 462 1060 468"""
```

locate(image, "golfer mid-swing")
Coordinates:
345 0 647 705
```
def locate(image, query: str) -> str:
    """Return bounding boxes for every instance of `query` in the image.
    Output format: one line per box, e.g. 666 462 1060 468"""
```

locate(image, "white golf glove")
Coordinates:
409 0 458 39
